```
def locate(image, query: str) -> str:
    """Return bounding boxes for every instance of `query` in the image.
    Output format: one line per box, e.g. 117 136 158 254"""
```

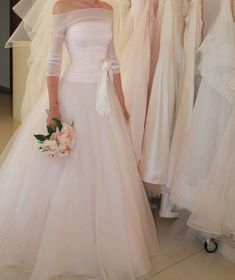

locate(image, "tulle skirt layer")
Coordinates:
170 78 235 211
0 79 159 280
188 106 235 236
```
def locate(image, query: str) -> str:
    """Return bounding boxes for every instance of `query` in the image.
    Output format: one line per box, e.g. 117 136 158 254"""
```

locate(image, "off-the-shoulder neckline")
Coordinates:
53 7 113 17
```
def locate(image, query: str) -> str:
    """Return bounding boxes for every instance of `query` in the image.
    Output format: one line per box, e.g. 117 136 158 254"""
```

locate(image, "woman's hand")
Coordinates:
47 106 62 129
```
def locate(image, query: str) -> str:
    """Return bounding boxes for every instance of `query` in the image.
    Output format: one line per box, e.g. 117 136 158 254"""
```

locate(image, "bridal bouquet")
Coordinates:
34 118 75 158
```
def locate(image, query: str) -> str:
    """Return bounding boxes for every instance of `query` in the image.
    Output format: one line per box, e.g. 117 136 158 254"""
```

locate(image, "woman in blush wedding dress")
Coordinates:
0 1 160 280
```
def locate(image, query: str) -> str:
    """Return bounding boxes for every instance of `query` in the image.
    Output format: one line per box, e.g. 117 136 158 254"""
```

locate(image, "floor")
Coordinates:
0 94 235 280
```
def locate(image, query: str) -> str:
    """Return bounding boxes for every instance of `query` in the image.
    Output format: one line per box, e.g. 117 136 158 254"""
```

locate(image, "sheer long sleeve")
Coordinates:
107 38 120 74
46 17 65 77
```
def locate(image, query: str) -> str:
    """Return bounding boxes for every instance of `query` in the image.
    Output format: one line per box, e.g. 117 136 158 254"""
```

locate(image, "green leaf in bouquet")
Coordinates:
52 118 63 131
34 134 47 142
71 120 75 128
47 125 55 136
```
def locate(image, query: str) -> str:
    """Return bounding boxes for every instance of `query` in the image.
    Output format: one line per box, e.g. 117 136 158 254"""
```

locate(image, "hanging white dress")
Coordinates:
174 0 189 95
149 0 165 90
170 0 235 211
141 0 185 184
167 0 203 188
187 71 235 236
0 8 160 280
121 0 155 162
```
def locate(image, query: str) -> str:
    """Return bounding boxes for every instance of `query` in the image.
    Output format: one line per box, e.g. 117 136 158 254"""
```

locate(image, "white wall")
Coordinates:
0 0 10 89
13 47 30 121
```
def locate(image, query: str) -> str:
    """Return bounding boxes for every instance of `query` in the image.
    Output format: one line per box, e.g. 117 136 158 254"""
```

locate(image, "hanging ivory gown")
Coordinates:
171 0 235 211
112 0 132 61
167 0 203 189
149 0 165 90
130 0 147 18
141 0 185 184
121 0 155 162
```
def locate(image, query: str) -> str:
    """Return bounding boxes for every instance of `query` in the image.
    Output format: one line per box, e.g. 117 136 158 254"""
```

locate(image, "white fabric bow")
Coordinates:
96 59 119 116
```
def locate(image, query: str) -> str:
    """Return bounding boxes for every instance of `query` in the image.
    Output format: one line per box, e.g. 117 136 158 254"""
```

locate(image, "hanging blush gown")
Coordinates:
170 0 235 211
0 8 159 280
120 0 155 162
167 0 203 189
112 0 132 61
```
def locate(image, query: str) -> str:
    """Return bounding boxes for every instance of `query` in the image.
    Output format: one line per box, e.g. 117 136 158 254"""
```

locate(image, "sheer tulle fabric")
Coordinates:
6 0 58 120
188 106 235 236
187 69 235 235
170 0 235 211
0 9 160 280
167 0 203 189
187 78 235 263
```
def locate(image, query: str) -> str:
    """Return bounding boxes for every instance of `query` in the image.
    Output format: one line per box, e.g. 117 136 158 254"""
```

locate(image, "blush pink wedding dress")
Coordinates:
0 8 159 280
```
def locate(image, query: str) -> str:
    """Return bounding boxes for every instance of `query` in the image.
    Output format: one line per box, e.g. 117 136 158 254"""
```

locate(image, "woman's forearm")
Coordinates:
46 76 62 127
47 76 59 109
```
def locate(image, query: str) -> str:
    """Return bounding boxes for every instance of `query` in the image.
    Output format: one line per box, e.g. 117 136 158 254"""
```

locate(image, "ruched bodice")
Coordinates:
64 17 113 82
46 8 119 83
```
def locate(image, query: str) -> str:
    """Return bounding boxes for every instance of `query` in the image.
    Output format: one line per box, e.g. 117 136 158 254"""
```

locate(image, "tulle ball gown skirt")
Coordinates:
0 77 159 280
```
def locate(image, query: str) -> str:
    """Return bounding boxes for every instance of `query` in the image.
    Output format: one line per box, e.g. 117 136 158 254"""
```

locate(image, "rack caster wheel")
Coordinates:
204 239 218 253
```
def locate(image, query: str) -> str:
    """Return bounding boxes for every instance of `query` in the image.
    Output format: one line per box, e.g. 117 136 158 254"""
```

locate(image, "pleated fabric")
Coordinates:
141 0 185 185
167 0 203 189
120 0 155 163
